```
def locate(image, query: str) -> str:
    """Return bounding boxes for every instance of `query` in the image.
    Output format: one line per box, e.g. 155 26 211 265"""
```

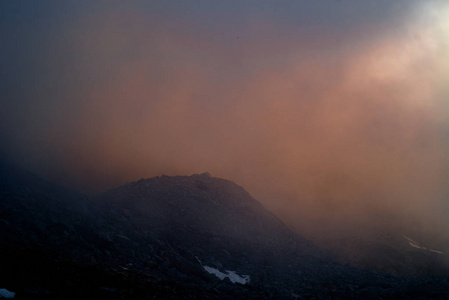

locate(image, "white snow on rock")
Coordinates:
402 236 444 254
203 266 250 284
0 288 15 299
196 257 250 284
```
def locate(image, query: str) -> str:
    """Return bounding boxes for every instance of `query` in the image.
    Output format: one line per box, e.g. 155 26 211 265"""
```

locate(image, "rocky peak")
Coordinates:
2 165 449 299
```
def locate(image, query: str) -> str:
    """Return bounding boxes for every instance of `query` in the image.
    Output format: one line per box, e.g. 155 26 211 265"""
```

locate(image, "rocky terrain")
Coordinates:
318 229 449 277
1 161 449 299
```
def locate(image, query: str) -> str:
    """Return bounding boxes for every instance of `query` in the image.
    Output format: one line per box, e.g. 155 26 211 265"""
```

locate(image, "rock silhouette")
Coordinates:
1 162 449 299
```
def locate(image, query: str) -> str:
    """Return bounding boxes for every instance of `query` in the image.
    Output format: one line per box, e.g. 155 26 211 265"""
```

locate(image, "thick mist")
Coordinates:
1 1 448 247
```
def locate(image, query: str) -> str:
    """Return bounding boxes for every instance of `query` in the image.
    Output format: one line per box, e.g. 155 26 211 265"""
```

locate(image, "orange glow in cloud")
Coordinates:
7 3 448 243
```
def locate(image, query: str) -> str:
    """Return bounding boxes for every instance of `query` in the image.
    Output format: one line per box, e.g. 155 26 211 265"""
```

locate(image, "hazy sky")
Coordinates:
1 0 449 241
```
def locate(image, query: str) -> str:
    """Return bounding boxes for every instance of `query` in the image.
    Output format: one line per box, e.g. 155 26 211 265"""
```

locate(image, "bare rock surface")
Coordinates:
1 162 449 299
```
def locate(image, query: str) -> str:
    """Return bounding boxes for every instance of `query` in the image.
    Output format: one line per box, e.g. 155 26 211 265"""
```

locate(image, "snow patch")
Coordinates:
402 236 444 254
429 249 445 255
0 288 15 299
196 257 250 284
203 266 250 284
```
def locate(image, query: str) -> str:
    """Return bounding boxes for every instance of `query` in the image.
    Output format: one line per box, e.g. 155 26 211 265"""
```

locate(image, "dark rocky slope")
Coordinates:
1 163 449 299
318 230 449 276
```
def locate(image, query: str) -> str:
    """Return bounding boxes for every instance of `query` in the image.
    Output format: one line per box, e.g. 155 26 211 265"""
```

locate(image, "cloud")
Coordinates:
1 1 448 242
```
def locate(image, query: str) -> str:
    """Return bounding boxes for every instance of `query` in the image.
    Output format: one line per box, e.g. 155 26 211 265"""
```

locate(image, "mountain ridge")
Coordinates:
1 164 449 299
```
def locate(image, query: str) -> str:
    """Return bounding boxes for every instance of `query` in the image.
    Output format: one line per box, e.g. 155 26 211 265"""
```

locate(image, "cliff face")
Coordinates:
1 164 449 299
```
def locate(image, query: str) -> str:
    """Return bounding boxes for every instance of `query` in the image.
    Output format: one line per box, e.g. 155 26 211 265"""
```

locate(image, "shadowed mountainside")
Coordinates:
1 162 449 299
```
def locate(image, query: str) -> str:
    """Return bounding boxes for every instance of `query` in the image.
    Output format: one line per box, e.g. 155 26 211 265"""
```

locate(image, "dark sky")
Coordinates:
1 0 449 242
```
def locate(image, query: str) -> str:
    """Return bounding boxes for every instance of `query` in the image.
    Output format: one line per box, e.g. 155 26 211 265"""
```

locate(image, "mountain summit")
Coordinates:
1 166 449 299
100 173 319 259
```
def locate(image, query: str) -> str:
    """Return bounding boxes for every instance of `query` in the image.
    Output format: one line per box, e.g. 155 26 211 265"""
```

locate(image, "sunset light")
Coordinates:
1 1 449 298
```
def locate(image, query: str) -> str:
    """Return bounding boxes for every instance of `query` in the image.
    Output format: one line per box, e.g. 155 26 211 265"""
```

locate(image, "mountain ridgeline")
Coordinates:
1 162 449 299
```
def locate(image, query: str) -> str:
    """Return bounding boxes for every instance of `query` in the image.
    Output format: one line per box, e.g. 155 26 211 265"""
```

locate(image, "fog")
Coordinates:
1 1 449 247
